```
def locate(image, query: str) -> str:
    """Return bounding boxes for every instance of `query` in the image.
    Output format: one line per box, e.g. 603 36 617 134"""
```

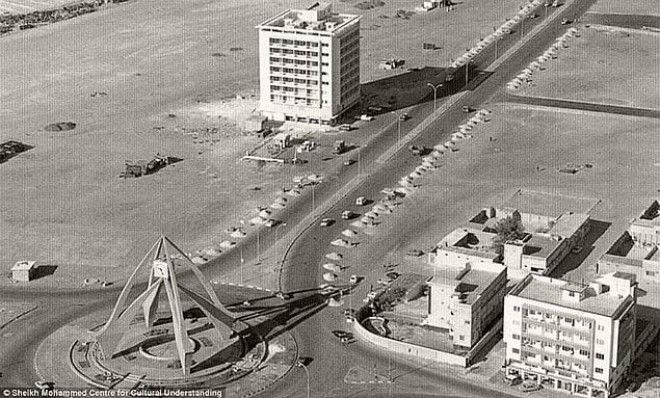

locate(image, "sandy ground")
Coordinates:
0 0 534 288
512 27 660 109
588 0 660 17
0 302 36 331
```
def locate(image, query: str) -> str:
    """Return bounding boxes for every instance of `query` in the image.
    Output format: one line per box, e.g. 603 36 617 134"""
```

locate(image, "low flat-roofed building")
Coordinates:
598 200 660 285
431 209 589 277
504 273 637 398
425 262 507 349
11 261 37 282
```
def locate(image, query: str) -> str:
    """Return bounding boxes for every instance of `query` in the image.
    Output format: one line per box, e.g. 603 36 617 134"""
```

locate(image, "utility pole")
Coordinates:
426 82 443 111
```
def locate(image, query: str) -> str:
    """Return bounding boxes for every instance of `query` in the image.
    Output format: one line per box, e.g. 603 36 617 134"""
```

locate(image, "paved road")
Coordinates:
505 94 660 119
264 0 601 397
0 0 597 395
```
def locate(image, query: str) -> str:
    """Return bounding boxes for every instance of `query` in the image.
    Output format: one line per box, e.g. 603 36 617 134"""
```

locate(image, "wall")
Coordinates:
352 317 468 367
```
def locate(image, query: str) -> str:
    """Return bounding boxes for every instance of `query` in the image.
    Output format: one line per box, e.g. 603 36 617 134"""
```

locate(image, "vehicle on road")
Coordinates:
552 0 561 7
333 140 347 155
571 245 584 254
359 114 375 121
274 291 291 300
343 309 356 317
320 218 335 227
332 330 355 344
399 113 410 121
561 18 571 25
528 13 538 19
385 271 400 280
338 124 354 131
349 275 359 284
355 196 367 206
343 159 356 166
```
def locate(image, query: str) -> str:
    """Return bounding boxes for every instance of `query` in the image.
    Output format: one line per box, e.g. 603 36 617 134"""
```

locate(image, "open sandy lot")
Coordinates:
588 0 660 17
0 0 535 287
513 27 660 109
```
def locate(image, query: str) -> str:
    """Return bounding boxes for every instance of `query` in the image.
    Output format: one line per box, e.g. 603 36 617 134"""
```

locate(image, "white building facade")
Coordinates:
256 3 361 125
503 273 637 398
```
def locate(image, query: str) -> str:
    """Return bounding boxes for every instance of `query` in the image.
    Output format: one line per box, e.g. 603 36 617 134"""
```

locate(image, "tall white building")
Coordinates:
256 3 361 125
503 273 637 398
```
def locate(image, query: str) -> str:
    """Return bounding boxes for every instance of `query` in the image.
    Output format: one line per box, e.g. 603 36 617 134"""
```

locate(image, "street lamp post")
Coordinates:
465 61 471 86
296 361 310 398
426 82 443 111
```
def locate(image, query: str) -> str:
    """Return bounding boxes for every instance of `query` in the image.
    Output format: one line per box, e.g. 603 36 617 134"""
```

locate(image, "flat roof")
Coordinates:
438 227 499 257
11 261 36 271
634 200 660 226
549 212 590 238
502 189 598 218
522 234 558 259
428 265 504 305
257 6 360 34
512 275 633 317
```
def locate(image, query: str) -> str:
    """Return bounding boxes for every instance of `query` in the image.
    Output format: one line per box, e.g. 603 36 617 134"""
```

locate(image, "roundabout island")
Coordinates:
34 237 298 396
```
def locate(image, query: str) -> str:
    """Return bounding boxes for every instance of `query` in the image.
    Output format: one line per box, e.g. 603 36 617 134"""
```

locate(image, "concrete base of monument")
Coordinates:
34 310 298 394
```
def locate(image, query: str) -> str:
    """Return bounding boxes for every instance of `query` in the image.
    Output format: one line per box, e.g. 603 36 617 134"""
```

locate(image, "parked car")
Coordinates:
408 145 425 156
561 18 571 25
338 124 354 131
349 275 359 284
520 380 541 392
264 219 277 228
405 248 424 257
502 374 522 386
462 105 474 113
359 114 375 121
355 196 367 206
343 159 356 166
399 113 410 121
320 218 335 227
342 210 356 220
385 271 400 280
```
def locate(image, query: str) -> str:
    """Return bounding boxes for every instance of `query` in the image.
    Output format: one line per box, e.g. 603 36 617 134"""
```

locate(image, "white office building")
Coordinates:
256 3 361 125
503 273 637 398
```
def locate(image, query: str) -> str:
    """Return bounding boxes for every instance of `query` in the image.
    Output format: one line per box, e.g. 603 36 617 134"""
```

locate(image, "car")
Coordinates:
385 271 400 280
405 248 424 257
338 124 354 131
320 218 335 227
571 245 584 254
320 285 338 295
398 113 410 121
377 278 391 285
264 219 277 228
520 380 541 392
349 275 359 284
368 105 383 112
343 159 356 166
341 210 356 220
408 145 425 156
528 13 538 19
359 114 375 121
561 18 571 25
355 196 367 206
462 105 474 113
274 291 291 300
366 291 378 300
503 374 522 386
35 381 55 392
343 308 356 317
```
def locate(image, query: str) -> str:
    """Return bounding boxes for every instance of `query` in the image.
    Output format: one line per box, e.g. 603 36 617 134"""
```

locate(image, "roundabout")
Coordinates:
33 237 299 395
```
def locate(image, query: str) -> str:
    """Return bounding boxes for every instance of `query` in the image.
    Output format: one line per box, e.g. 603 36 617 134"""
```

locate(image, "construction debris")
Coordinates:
44 121 76 132
0 141 33 163
119 154 182 178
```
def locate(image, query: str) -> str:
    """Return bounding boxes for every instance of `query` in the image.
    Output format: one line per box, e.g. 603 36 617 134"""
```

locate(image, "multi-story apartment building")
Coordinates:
256 3 361 125
504 273 637 398
598 200 660 284
424 262 507 349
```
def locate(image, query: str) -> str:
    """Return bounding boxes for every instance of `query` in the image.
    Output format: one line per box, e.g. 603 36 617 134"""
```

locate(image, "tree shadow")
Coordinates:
552 219 611 278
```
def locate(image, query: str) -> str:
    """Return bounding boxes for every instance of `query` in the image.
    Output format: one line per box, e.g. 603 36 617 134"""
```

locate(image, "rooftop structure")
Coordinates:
256 3 361 124
504 273 637 397
598 200 660 285
425 262 507 349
